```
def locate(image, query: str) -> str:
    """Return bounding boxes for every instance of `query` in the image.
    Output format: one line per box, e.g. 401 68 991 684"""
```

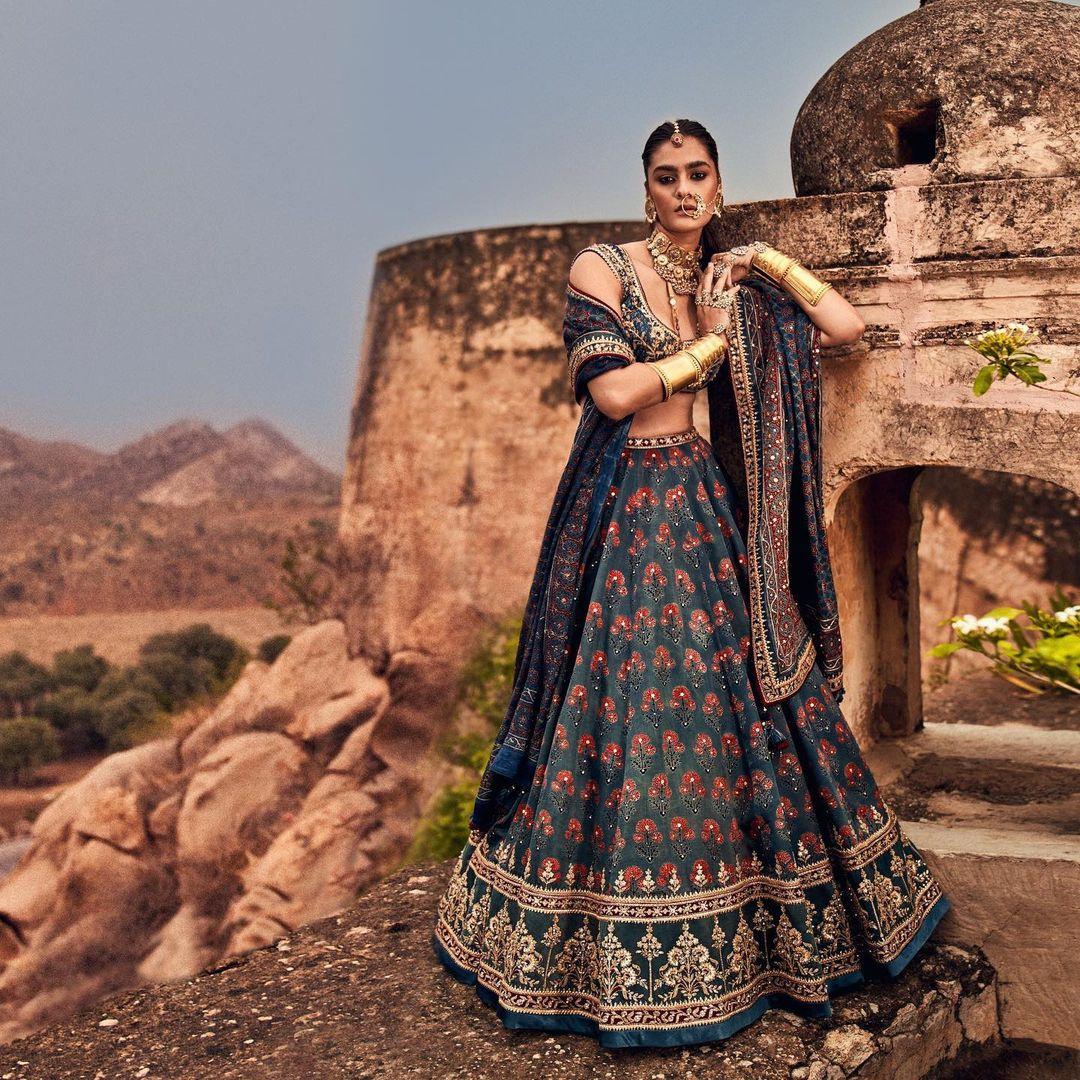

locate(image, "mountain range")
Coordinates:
0 420 340 617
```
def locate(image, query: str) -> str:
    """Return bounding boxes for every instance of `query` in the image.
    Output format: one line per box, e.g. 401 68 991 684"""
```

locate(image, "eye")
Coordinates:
692 171 707 180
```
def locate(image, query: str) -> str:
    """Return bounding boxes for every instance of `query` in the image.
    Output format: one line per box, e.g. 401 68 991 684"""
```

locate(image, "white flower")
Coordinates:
951 614 981 635
1054 605 1080 622
977 616 1011 638
1006 321 1031 334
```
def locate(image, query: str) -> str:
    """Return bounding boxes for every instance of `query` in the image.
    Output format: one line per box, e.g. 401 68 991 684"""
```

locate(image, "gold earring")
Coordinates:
644 195 657 224
712 191 723 216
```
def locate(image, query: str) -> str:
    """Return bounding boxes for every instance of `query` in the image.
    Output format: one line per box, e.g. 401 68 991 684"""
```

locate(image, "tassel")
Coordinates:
764 715 790 752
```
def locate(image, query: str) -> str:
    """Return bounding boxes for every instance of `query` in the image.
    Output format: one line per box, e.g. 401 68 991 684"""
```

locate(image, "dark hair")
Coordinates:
641 119 724 265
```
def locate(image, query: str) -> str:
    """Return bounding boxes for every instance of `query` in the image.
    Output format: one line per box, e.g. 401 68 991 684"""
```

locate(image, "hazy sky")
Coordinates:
3 0 947 467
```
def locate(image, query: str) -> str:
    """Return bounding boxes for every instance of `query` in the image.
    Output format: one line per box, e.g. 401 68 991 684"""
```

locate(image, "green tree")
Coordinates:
135 623 248 710
38 687 106 755
52 644 110 693
0 716 60 783
93 689 160 752
0 652 53 717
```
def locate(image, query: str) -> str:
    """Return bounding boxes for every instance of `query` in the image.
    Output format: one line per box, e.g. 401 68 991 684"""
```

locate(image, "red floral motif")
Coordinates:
589 651 609 689
619 778 642 819
661 730 684 772
632 817 662 861
674 568 696 603
550 770 575 812
537 857 561 885
567 684 589 718
679 770 706 814
647 773 671 817
669 817 695 859
701 818 724 859
597 696 619 729
576 733 597 772
585 602 605 640
664 484 692 527
689 859 713 888
641 687 664 727
605 569 628 599
537 809 554 837
660 603 683 644
688 608 713 648
655 523 676 561
692 732 717 772
670 684 695 726
711 775 732 804
633 607 656 646
600 742 623 782
657 862 682 892
617 652 646 696
629 732 656 773
565 818 584 844
652 645 676 686
683 649 707 690
552 724 569 756
601 520 621 550
642 563 668 603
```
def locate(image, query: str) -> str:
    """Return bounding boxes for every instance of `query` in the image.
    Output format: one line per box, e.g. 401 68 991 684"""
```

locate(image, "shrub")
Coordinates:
406 614 522 864
0 716 60 783
94 689 161 751
52 644 110 693
38 687 107 755
136 623 248 709
0 652 53 717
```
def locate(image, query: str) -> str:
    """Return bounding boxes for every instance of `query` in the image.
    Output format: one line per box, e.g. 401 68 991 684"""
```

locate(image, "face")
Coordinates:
644 136 722 234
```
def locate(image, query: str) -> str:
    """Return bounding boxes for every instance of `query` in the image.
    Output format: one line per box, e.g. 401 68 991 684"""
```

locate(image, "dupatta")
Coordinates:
470 268 844 834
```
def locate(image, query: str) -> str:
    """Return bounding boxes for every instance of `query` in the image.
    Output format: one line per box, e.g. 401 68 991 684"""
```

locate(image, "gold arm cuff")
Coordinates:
645 349 705 400
777 262 834 306
751 245 833 306
647 332 729 398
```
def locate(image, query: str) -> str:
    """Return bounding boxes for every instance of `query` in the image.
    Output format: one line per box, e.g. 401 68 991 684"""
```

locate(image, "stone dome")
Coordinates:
790 0 1080 196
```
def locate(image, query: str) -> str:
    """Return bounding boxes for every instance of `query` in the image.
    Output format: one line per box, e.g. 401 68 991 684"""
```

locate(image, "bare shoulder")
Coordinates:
568 246 623 311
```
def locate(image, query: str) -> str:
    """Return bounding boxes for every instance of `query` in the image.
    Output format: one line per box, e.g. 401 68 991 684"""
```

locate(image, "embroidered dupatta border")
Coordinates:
725 286 817 704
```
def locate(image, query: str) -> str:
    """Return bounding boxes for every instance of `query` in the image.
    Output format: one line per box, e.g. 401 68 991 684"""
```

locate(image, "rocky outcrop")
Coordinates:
0 613 481 1043
0 860 1007 1079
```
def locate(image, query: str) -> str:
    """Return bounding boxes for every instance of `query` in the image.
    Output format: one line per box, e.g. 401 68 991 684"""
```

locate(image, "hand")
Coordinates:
693 259 738 335
710 248 755 285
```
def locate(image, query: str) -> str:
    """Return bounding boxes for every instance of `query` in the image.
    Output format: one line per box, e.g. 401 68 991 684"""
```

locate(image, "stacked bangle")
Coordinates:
750 244 833 306
645 331 729 401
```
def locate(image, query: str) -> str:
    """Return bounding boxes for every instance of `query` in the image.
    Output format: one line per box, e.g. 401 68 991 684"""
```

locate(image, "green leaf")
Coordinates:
985 606 1024 621
929 642 965 658
972 365 995 396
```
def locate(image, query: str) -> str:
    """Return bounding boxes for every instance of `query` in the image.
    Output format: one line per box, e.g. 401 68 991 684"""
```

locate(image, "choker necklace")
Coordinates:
645 227 702 338
645 228 702 296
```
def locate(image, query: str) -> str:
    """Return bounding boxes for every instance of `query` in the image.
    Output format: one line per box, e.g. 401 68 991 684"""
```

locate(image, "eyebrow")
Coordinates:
652 160 712 174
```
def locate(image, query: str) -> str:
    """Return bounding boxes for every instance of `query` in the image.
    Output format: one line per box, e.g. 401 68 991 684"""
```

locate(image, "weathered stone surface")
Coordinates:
791 0 1080 196
898 817 1080 1049
0 861 1002 1079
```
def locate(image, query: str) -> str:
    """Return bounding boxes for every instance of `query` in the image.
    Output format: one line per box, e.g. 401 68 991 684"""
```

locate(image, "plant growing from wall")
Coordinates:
964 323 1078 398
929 586 1080 695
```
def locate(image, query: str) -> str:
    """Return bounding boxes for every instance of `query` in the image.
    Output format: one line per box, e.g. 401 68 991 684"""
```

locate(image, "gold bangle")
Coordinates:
777 261 834 306
646 332 729 399
751 245 833 306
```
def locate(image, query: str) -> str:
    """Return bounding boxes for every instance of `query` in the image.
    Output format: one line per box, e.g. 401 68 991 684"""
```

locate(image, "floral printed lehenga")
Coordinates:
432 242 951 1049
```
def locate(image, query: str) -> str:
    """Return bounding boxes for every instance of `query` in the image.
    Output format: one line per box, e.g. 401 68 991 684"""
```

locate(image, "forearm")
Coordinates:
587 329 731 420
749 244 864 345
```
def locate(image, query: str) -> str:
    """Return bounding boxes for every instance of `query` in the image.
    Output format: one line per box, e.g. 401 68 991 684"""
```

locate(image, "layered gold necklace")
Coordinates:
645 227 703 338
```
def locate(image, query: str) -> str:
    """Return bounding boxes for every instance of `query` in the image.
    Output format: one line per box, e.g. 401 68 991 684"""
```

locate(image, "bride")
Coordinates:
432 117 951 1049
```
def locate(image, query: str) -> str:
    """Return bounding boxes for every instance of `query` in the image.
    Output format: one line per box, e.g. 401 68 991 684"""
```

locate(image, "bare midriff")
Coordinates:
626 389 696 438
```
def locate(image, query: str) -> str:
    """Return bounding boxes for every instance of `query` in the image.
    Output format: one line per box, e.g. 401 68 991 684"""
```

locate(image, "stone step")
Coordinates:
874 722 1080 1051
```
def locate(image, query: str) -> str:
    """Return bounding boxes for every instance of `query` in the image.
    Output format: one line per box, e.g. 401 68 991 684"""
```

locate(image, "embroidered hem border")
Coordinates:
433 806 951 1045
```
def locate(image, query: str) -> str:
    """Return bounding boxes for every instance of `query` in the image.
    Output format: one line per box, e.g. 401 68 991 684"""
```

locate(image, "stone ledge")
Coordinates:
0 860 999 1079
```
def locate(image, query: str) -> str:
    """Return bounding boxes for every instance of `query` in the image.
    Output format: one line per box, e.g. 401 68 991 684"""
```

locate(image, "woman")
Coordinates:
432 118 951 1049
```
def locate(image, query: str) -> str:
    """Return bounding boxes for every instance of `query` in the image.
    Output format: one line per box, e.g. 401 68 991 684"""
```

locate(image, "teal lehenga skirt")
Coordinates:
433 426 951 1049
